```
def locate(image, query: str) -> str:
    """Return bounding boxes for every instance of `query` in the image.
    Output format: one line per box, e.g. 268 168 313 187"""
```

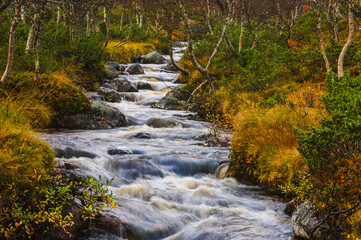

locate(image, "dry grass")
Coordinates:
230 83 326 188
106 41 155 63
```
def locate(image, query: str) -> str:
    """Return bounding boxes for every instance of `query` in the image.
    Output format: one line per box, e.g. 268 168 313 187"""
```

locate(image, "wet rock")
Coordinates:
85 92 103 101
204 135 230 147
133 132 152 139
284 200 297 216
172 41 186 48
137 82 153 90
105 62 124 80
133 55 145 63
98 87 120 102
156 96 181 110
108 149 143 156
166 86 190 102
292 202 330 240
112 159 165 180
162 63 178 72
91 214 125 238
187 103 198 112
102 78 138 93
147 117 183 128
189 24 206 34
105 61 123 72
118 92 137 102
143 51 168 64
126 64 145 75
56 101 127 129
54 147 98 159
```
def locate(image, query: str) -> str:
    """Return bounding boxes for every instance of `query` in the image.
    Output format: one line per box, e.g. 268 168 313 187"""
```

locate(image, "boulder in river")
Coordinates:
54 147 98 159
56 101 127 129
162 63 178 72
143 51 168 64
166 86 190 101
156 96 182 110
108 149 144 156
292 202 330 240
137 82 153 90
189 24 206 34
102 78 138 93
98 87 120 102
147 117 183 128
104 61 125 80
133 132 152 139
126 64 145 75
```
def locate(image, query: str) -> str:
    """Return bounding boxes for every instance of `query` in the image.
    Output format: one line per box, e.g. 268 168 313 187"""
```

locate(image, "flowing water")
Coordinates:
42 45 294 240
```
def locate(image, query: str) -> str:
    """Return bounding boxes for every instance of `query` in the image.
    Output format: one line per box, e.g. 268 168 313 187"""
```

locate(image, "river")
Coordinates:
42 45 294 240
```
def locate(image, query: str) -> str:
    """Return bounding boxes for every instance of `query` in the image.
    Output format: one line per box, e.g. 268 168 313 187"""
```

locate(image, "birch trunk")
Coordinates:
317 10 330 73
86 11 91 36
338 2 354 78
206 0 213 35
1 4 21 84
120 7 124 31
25 24 35 54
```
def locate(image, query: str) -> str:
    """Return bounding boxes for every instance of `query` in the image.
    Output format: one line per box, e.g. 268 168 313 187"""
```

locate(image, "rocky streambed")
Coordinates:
42 44 295 240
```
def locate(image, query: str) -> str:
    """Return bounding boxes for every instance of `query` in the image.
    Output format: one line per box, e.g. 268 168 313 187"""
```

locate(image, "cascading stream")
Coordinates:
42 45 294 240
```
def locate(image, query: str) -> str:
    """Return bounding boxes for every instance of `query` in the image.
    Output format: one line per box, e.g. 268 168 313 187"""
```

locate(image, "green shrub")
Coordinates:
296 73 361 235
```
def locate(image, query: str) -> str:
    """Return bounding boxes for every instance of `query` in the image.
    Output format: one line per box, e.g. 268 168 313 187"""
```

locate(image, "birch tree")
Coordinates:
1 2 22 84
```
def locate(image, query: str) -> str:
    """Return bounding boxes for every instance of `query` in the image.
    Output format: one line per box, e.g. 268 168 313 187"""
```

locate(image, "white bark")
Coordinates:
317 10 330 73
25 24 35 54
1 4 21 84
338 2 354 78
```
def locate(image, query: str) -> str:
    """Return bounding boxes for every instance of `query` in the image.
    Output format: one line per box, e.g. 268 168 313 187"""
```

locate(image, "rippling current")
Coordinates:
41 45 294 240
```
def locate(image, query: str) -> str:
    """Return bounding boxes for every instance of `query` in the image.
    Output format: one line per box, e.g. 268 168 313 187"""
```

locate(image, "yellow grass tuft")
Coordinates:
106 41 155 63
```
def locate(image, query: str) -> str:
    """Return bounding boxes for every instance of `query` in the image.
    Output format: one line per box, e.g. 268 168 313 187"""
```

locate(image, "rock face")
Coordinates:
102 78 138 93
143 51 168 64
292 202 330 240
147 117 182 128
156 96 181 110
107 149 143 156
98 87 120 102
137 82 153 90
166 86 190 101
189 24 206 34
284 200 297 216
56 101 127 129
105 62 124 80
162 63 178 72
126 64 145 75
54 147 98 159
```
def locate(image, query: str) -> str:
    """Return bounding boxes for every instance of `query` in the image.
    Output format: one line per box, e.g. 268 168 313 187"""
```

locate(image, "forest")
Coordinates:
1 0 361 239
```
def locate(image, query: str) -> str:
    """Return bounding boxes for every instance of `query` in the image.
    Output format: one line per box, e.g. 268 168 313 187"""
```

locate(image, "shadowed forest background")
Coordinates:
1 0 361 239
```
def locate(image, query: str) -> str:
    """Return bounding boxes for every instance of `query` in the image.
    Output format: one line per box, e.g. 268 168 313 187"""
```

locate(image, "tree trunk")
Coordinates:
238 20 244 52
33 10 45 80
120 6 124 31
86 11 91 36
206 0 213 35
1 4 21 84
93 7 99 32
104 7 109 47
57 5 61 23
25 24 35 54
20 5 26 22
317 10 330 73
338 2 354 78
